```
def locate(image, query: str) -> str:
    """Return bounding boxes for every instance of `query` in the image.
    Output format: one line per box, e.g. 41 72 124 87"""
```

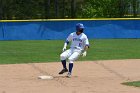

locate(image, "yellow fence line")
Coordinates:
0 18 140 22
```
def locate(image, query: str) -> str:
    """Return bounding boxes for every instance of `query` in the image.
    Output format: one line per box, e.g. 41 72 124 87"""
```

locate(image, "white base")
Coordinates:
38 75 53 80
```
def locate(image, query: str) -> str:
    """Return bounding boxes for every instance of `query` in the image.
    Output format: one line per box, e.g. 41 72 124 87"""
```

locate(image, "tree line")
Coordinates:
0 0 139 20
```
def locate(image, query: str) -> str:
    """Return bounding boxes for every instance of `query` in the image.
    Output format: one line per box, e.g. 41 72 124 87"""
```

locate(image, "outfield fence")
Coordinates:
0 18 140 40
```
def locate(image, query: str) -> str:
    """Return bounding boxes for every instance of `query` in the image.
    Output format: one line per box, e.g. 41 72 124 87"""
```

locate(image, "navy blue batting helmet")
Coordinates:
76 23 84 32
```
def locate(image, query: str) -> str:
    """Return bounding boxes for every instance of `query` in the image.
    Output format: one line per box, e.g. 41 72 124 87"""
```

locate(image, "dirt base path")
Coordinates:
0 59 140 93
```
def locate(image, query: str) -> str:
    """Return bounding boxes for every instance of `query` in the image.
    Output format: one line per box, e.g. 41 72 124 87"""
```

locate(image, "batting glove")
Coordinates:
62 47 66 52
82 51 87 57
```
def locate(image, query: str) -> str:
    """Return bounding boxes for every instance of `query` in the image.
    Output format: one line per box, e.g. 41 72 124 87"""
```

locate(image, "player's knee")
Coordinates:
60 54 66 60
69 60 74 63
68 58 74 63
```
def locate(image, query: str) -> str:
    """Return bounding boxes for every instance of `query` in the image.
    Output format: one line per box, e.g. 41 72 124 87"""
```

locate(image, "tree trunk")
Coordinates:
71 0 76 18
44 0 50 19
118 0 124 18
0 0 3 19
133 0 137 17
62 0 65 18
55 0 59 18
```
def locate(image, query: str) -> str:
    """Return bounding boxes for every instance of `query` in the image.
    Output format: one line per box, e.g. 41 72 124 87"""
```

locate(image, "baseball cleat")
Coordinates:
66 72 71 78
59 68 68 74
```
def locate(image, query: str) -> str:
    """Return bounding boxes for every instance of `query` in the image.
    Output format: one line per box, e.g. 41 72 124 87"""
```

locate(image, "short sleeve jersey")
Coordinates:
66 32 89 50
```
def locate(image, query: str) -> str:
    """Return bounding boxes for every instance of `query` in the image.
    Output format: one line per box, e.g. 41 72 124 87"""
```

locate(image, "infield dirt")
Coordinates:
0 59 140 93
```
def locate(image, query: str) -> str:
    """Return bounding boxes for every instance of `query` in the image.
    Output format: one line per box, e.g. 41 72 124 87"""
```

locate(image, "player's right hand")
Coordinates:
62 47 66 52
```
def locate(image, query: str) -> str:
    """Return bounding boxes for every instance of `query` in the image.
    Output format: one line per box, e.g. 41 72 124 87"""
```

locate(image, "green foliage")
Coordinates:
80 0 140 18
0 0 45 19
0 0 140 19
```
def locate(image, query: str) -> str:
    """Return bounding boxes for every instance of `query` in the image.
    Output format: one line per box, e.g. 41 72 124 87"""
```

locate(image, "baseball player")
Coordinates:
59 23 89 78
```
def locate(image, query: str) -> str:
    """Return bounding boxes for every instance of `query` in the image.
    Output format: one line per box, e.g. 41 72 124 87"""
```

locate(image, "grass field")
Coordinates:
0 39 140 64
122 81 140 87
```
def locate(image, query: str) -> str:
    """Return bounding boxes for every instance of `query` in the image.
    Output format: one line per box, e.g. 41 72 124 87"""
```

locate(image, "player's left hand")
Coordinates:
82 51 87 57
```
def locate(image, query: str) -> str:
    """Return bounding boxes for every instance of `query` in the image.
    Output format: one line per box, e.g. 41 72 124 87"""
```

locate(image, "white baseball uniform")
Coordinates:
60 32 89 63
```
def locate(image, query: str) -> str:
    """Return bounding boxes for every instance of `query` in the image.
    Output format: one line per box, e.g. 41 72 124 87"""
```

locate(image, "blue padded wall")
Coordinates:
0 20 140 40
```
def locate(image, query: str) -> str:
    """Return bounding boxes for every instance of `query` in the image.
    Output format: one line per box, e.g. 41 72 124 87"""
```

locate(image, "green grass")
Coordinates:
0 39 140 64
122 81 140 87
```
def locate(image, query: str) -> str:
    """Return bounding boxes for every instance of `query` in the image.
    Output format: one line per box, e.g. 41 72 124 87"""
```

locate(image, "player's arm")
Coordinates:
82 44 89 57
62 33 72 51
62 40 69 51
82 37 89 57
84 44 89 51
